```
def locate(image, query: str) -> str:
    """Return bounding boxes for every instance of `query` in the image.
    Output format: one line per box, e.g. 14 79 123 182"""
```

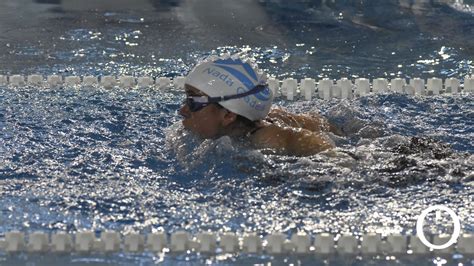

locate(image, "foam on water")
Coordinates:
0 81 472 248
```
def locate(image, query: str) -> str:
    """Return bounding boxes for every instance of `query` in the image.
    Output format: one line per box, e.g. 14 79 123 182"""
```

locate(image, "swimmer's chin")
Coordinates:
181 120 191 130
179 124 205 139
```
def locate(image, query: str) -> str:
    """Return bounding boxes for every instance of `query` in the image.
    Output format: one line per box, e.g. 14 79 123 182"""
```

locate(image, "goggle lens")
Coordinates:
185 97 209 112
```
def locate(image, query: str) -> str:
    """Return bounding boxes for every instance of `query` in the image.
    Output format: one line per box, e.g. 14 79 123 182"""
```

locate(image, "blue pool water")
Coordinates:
0 0 473 265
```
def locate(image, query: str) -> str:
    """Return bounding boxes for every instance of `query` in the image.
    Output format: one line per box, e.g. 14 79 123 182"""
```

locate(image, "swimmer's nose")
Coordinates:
179 103 191 118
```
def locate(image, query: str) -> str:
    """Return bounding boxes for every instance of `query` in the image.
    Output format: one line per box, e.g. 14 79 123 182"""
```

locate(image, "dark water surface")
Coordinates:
0 0 473 79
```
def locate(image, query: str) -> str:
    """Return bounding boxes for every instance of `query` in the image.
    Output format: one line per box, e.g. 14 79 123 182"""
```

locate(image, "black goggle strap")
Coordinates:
189 84 268 104
219 84 268 101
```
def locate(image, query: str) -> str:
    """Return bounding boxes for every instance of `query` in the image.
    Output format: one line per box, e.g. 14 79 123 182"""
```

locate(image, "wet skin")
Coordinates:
179 85 336 156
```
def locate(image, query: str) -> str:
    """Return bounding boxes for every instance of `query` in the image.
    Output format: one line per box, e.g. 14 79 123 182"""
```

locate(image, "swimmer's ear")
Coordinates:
221 110 237 126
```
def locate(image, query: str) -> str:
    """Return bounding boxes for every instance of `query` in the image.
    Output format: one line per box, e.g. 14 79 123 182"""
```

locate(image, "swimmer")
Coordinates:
179 56 342 156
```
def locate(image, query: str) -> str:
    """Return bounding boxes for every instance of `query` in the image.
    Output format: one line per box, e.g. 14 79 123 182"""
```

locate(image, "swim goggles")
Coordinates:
185 84 268 112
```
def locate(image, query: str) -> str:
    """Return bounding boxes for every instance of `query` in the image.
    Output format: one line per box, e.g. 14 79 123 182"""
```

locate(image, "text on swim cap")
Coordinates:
203 67 235 87
237 87 266 111
203 66 270 112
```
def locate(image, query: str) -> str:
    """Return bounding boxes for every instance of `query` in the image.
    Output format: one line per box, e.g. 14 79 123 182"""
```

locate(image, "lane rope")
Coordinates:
0 75 473 100
0 231 473 255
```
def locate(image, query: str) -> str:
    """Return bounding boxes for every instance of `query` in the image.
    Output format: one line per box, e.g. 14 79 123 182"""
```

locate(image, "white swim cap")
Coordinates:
185 56 273 121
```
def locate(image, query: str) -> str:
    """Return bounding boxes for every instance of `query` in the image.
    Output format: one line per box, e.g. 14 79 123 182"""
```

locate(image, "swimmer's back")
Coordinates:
248 108 336 156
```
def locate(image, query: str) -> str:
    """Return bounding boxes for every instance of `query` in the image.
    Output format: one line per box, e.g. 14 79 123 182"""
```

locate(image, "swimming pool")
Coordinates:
1 0 473 265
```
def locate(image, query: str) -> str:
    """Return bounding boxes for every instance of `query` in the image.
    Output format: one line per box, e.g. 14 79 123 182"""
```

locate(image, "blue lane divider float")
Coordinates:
0 231 473 255
0 75 473 100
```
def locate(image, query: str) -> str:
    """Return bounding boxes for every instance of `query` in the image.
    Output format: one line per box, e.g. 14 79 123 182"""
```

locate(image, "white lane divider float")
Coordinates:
267 77 280 97
0 231 473 255
137 76 154 88
300 78 316 100
0 75 8 86
64 76 81 86
119 75 135 88
355 78 370 96
9 75 25 87
157 77 172 89
0 75 472 100
391 77 406 93
337 78 353 99
373 78 389 94
318 78 333 100
281 78 297 101
83 75 98 86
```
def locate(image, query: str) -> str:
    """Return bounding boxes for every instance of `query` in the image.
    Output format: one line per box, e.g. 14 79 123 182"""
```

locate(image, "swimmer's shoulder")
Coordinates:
268 108 345 136
248 121 287 152
249 120 335 156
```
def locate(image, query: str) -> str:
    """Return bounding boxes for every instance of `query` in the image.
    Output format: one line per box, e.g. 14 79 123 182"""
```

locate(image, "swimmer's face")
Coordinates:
179 85 235 139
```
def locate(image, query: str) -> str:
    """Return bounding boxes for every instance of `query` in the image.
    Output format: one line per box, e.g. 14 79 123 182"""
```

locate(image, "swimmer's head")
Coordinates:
184 55 274 121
